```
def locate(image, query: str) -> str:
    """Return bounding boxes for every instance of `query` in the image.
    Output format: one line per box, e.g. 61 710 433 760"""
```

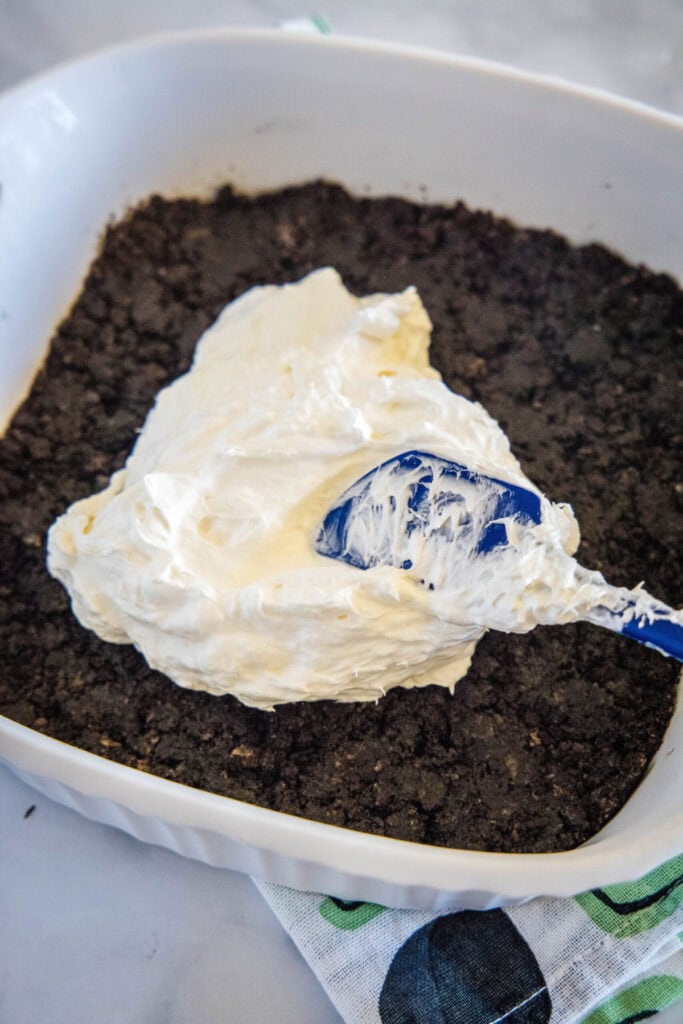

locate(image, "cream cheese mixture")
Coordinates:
47 268 621 708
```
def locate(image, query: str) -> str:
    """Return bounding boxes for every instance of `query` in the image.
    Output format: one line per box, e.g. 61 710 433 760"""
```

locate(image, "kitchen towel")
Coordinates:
256 852 683 1023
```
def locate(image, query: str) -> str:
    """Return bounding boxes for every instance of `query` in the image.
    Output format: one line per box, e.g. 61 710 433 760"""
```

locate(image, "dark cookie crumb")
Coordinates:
0 181 680 853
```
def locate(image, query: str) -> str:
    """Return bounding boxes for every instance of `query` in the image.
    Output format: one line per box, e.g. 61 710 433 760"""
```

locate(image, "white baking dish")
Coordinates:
0 29 681 911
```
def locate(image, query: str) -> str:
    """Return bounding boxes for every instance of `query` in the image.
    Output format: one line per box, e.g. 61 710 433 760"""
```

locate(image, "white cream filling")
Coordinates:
47 267 617 709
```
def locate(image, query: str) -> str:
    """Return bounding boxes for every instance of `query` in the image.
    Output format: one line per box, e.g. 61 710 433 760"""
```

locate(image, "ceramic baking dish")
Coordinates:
0 29 681 911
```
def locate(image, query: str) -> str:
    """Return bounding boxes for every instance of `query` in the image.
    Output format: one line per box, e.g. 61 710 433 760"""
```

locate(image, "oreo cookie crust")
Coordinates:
0 182 680 853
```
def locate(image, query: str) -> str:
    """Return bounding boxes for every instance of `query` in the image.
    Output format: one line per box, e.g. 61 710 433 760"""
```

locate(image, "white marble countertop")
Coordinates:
1 4 681 1022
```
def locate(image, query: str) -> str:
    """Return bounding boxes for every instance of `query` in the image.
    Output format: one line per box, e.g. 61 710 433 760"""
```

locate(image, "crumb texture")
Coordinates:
0 182 680 853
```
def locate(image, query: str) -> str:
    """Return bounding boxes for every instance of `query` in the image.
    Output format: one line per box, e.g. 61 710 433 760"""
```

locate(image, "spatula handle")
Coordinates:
619 612 683 660
587 599 683 661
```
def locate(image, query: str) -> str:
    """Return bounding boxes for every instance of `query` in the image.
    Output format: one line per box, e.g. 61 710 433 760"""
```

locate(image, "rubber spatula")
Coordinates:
315 450 683 660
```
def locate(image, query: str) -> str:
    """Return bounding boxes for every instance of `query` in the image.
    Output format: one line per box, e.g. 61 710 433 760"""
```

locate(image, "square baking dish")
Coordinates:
0 28 681 911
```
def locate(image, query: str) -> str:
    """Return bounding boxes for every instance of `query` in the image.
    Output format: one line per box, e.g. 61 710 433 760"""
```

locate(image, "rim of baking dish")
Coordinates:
2 25 683 131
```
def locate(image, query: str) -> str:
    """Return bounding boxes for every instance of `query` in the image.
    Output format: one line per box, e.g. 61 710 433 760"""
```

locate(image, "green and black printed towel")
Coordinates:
256 853 683 1023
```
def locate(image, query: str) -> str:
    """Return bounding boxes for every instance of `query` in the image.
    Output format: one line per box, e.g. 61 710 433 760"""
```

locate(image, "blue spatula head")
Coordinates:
315 449 683 662
315 450 542 580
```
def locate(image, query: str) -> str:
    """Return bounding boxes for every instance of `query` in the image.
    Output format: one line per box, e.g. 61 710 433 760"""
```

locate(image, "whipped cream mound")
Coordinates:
48 267 617 709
